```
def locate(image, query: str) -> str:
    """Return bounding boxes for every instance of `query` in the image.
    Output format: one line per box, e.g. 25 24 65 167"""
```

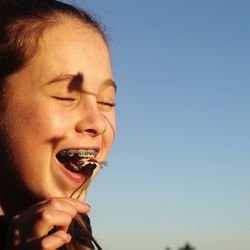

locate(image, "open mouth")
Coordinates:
56 149 98 176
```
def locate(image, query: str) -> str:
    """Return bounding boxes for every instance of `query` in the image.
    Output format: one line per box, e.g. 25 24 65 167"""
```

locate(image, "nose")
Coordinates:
75 104 107 137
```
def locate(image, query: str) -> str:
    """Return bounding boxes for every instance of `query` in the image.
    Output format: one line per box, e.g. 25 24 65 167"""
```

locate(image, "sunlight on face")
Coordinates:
0 18 116 207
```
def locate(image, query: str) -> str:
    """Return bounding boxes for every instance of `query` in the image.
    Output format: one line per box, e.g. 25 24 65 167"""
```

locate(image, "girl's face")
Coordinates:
0 19 116 205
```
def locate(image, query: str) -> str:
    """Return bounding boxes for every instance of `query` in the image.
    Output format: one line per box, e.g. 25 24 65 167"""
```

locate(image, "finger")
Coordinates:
32 209 73 237
39 198 90 215
40 230 71 250
60 198 91 214
41 199 78 218
43 197 90 213
15 197 90 223
10 198 90 244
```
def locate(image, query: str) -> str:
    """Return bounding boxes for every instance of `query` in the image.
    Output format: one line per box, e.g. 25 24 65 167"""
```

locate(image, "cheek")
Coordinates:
110 112 116 137
104 111 116 147
29 110 65 138
17 101 70 140
1 100 72 169
0 100 71 178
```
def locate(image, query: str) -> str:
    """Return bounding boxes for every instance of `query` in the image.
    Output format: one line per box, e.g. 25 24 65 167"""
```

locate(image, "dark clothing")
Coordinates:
0 216 9 248
0 214 94 249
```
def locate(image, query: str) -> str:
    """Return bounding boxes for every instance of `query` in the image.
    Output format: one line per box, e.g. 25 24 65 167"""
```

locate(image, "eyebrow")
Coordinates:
102 79 117 92
46 73 117 92
46 73 76 84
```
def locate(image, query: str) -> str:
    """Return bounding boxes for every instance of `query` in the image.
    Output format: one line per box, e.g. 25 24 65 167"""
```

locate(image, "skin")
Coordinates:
0 17 116 249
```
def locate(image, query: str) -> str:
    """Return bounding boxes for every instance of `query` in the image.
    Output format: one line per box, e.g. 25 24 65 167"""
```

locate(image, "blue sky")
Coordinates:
65 1 250 249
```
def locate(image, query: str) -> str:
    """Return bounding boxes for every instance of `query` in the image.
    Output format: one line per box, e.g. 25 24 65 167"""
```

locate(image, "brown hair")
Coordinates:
0 0 106 249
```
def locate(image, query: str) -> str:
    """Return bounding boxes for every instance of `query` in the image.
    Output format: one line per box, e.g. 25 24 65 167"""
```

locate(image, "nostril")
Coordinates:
84 128 99 137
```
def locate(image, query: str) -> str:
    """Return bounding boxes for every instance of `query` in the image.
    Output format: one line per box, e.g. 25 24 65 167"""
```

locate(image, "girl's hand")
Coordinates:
4 197 90 250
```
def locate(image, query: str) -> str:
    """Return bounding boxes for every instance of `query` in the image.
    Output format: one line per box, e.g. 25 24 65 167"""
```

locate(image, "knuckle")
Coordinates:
47 199 61 209
41 209 52 223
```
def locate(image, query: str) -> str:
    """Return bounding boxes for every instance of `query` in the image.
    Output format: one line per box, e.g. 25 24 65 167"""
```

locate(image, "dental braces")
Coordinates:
59 149 108 170
60 149 97 157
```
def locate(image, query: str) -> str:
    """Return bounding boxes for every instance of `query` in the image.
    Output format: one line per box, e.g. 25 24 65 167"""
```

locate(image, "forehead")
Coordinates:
28 18 112 87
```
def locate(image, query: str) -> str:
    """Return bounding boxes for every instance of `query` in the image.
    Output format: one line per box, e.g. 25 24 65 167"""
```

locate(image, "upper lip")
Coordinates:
57 146 100 152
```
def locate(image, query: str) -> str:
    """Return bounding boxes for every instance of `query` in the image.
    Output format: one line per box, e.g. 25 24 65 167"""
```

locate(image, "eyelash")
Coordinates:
52 96 76 101
53 96 115 107
97 101 116 108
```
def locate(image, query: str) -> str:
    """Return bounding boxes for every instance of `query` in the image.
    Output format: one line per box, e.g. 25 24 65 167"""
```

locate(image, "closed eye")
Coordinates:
98 101 116 111
52 96 76 101
98 102 115 107
98 101 116 107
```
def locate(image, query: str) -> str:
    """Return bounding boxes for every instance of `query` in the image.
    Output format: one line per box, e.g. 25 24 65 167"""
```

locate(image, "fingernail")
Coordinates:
75 202 91 212
82 203 91 212
84 203 91 209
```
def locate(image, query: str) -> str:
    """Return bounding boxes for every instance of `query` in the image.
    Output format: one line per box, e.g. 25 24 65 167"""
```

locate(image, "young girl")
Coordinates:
0 0 116 249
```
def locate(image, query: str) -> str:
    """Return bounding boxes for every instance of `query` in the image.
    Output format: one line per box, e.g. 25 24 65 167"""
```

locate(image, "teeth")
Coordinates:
57 149 104 173
68 150 75 157
58 149 98 171
59 150 97 158
78 151 97 157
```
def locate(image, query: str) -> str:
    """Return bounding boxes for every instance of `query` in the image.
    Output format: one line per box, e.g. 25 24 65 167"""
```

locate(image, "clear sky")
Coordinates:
65 1 250 250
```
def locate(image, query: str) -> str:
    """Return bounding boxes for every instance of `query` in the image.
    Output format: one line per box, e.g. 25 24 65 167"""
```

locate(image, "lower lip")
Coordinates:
57 161 88 185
